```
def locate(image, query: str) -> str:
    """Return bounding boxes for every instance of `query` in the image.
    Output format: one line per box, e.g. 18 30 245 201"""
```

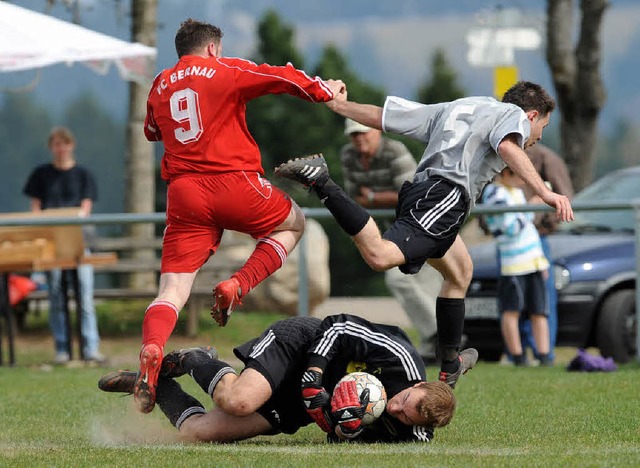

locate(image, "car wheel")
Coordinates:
596 289 637 363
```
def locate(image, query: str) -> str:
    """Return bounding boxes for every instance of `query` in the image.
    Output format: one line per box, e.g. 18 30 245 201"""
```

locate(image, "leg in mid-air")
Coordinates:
210 172 306 327
211 201 305 326
134 172 228 414
134 271 199 414
278 155 478 388
275 154 404 271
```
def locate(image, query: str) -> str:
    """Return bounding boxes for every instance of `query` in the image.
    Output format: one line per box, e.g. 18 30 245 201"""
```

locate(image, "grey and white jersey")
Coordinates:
382 95 531 205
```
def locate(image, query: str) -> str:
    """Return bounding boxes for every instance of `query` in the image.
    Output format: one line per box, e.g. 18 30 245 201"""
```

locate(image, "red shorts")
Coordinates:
161 171 292 273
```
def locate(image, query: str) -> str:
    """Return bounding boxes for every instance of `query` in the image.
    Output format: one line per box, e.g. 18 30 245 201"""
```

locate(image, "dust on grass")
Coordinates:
89 398 181 446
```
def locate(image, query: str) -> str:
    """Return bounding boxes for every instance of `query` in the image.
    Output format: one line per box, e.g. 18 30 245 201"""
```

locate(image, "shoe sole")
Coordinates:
212 286 238 327
161 346 220 378
212 298 233 327
98 371 137 393
274 154 327 182
460 349 479 374
440 348 479 389
133 345 162 413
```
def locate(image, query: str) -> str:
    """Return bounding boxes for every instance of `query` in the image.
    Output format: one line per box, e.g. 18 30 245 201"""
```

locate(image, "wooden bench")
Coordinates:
20 229 247 338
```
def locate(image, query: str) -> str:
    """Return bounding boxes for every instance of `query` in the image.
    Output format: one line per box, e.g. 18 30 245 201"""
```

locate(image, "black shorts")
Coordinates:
498 272 547 317
233 316 321 435
383 178 469 274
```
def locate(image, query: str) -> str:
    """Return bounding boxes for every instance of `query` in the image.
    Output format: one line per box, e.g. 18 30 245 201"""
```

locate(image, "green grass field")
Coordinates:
1 307 639 467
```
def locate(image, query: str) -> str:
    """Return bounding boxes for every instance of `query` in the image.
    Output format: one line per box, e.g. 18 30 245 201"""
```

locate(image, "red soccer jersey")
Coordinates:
144 55 335 181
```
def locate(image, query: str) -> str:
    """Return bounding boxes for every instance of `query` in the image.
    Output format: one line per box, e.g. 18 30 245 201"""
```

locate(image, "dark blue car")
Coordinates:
464 166 639 363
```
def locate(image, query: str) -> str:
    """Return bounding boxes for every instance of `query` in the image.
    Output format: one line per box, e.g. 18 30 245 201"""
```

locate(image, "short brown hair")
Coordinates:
414 381 457 427
175 19 223 58
48 127 75 146
502 81 556 116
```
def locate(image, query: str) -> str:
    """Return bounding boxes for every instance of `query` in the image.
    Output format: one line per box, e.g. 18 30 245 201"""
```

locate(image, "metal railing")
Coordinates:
1 199 638 361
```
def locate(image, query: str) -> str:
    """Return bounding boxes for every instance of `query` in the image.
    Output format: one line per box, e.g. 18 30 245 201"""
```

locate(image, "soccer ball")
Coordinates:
335 372 387 426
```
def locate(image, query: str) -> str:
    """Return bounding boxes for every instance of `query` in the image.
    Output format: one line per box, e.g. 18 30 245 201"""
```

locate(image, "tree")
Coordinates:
546 0 608 191
246 12 386 174
595 119 640 177
39 0 159 286
416 48 466 105
245 11 391 296
312 45 389 296
408 47 467 158
125 0 158 289
0 93 52 212
246 10 318 170
312 44 387 184
62 92 126 215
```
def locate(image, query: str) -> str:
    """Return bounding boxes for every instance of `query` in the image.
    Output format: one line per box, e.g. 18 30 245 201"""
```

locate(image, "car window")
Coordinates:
575 170 640 201
558 168 640 233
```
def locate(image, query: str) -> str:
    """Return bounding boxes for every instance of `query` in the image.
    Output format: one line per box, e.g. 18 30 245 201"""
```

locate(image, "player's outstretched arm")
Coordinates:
324 79 346 99
498 136 574 222
326 97 383 131
538 191 574 222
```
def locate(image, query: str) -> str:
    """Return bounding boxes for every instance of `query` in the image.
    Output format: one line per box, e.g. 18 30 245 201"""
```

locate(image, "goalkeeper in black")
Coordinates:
99 314 476 443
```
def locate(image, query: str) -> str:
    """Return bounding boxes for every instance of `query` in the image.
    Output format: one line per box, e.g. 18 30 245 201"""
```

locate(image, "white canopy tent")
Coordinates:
0 2 156 82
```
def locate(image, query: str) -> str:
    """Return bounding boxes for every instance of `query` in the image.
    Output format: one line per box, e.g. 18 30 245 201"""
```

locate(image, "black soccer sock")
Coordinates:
436 297 465 373
155 376 206 429
313 179 370 236
189 359 237 397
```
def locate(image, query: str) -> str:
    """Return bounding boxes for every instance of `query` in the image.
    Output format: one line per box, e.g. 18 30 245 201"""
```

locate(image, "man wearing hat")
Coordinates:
340 118 442 364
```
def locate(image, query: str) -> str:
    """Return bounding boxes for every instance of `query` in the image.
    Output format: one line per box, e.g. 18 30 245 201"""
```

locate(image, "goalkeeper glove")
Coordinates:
331 379 370 437
301 369 333 433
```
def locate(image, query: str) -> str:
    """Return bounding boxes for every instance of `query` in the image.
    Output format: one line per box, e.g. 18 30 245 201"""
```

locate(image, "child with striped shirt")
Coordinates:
482 167 552 366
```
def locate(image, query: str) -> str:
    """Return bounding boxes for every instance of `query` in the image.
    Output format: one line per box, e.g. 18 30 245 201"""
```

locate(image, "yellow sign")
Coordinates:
494 66 519 99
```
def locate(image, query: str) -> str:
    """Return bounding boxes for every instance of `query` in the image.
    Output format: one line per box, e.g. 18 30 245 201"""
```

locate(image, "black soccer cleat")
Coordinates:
160 346 219 379
439 348 478 389
98 370 137 394
274 154 329 187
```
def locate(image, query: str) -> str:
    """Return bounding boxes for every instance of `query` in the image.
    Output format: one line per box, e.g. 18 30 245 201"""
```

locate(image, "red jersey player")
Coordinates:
134 18 345 414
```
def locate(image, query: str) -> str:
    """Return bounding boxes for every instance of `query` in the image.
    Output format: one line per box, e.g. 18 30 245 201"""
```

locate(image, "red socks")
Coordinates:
141 301 179 349
142 238 287 347
233 237 287 296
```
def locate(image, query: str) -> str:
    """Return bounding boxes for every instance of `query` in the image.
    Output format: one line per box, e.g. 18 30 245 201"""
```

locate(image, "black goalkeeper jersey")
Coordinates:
234 314 434 442
308 314 433 443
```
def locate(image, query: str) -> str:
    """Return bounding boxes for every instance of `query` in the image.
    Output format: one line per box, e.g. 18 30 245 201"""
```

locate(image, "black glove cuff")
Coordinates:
301 369 323 388
307 354 329 371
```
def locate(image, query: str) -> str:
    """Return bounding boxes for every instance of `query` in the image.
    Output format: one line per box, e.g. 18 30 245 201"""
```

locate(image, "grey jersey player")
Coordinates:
384 95 527 203
275 81 573 388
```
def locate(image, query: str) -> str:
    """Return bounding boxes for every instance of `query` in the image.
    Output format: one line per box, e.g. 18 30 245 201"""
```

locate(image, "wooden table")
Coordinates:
0 209 116 365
